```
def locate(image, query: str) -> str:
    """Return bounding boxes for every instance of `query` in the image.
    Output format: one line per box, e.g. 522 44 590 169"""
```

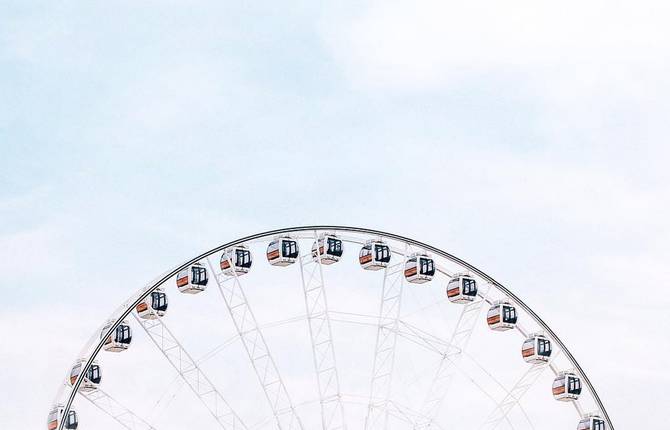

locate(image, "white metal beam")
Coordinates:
414 283 491 429
298 238 347 430
82 387 157 430
364 257 406 430
207 257 304 430
133 314 247 430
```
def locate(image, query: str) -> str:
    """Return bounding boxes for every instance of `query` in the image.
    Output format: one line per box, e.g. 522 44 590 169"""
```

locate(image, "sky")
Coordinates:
1 0 669 428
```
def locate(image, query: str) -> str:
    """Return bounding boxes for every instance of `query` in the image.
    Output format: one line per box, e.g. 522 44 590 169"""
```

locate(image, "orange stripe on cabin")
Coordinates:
176 277 188 287
447 288 460 297
359 254 372 264
136 303 148 312
267 250 280 260
48 421 58 430
522 348 534 357
70 375 78 385
553 386 566 395
487 315 501 325
220 260 230 270
405 267 417 277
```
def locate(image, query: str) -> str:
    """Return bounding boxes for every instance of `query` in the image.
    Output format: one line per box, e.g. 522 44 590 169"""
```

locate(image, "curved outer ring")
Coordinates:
56 225 614 430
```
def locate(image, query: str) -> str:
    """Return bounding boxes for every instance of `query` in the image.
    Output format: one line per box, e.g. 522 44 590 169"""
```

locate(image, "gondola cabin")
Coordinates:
220 245 252 276
578 414 606 430
359 240 391 270
69 358 101 392
404 253 435 284
552 371 582 401
136 287 168 319
267 237 299 266
176 263 208 294
446 274 478 303
101 320 132 352
311 234 343 265
47 404 78 430
487 300 518 331
521 333 552 364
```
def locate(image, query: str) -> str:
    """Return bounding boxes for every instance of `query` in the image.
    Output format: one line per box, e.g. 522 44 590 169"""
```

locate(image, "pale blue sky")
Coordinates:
1 1 669 428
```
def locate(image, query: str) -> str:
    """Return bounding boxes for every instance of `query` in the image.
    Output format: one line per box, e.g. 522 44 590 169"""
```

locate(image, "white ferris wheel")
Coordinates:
49 226 613 430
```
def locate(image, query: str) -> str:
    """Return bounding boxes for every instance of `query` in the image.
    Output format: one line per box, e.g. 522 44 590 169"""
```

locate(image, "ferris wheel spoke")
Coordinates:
132 314 248 430
364 254 407 430
81 387 157 430
297 240 347 430
478 351 560 430
206 257 305 430
414 283 491 429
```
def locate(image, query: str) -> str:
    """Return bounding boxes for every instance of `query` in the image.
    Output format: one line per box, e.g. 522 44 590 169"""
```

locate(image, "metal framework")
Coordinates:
297 235 347 430
414 284 490 429
81 388 157 430
364 257 406 430
479 354 557 430
54 226 614 430
207 257 304 430
132 314 247 430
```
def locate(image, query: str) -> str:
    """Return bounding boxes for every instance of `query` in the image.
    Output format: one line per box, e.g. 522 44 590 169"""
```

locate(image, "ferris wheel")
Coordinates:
49 226 613 430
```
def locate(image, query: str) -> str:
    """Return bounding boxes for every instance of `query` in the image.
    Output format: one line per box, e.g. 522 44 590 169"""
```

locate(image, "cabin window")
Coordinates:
88 365 101 383
152 292 168 311
503 306 518 323
419 258 435 276
592 419 605 430
462 278 477 296
327 238 343 256
116 325 132 344
283 240 298 258
375 245 390 262
537 338 551 356
568 376 582 394
236 250 252 267
191 266 208 285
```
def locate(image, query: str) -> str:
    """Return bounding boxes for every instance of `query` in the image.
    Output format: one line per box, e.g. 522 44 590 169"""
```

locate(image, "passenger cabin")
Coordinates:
176 263 208 294
487 300 518 331
311 234 343 265
521 333 552 364
552 371 582 401
221 245 252 276
446 274 478 303
578 414 606 430
404 253 435 284
359 240 391 270
267 237 299 266
101 320 132 352
47 404 78 430
136 287 168 319
69 359 101 392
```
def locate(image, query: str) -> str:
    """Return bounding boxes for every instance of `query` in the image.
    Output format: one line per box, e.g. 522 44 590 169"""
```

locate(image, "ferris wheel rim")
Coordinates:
55 225 614 430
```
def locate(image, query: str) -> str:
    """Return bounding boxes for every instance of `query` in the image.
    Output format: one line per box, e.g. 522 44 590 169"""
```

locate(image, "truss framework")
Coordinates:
298 243 347 430
414 284 491 429
82 387 157 430
364 258 406 430
207 258 304 430
479 354 557 430
133 314 247 430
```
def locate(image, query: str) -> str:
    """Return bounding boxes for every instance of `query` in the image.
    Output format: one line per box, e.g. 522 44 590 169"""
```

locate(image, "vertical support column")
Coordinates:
364 256 406 430
298 236 347 430
207 258 304 430
415 283 491 429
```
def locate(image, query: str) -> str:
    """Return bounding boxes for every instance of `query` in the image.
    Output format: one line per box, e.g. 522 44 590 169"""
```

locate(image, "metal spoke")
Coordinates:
207 257 304 430
81 387 157 430
298 234 347 430
132 314 247 430
414 283 491 429
364 252 406 430
479 351 560 430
